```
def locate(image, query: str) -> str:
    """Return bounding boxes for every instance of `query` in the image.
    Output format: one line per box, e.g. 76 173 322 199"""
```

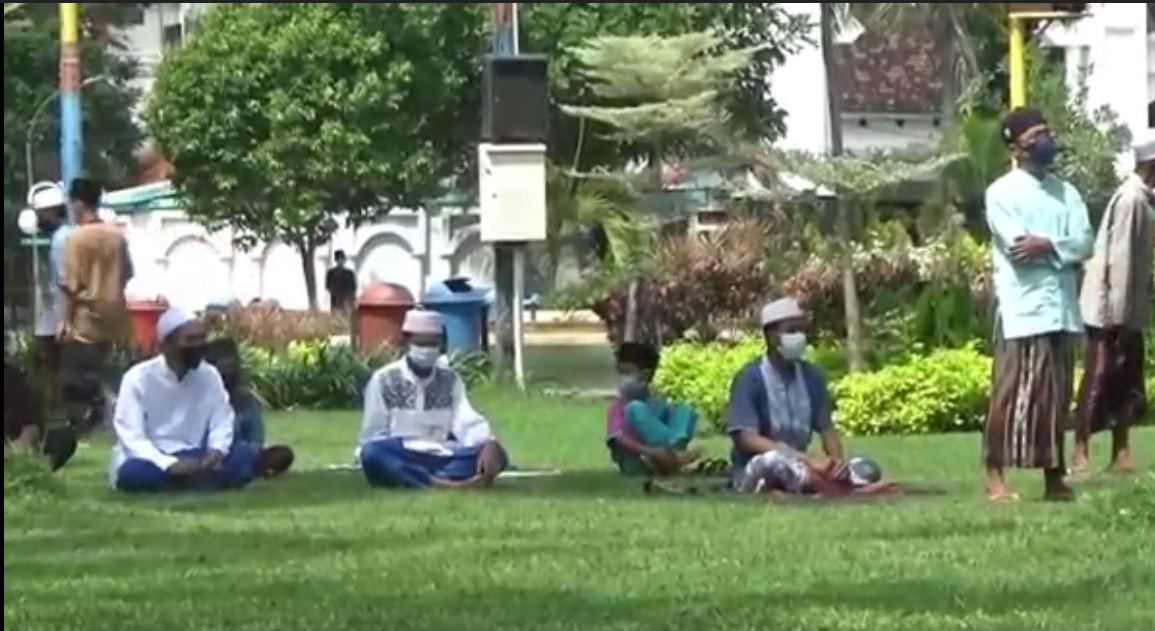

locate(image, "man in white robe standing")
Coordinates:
357 310 507 489
110 309 258 492
1073 132 1155 473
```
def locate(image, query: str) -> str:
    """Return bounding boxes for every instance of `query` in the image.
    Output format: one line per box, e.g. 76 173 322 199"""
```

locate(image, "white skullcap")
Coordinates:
760 297 805 327
1133 131 1155 163
156 308 196 342
28 183 66 210
402 309 442 335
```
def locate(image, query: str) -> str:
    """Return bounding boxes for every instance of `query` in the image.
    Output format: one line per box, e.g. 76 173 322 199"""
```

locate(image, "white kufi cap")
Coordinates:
156 308 196 342
1133 131 1155 163
402 309 442 335
760 297 805 327
28 182 66 210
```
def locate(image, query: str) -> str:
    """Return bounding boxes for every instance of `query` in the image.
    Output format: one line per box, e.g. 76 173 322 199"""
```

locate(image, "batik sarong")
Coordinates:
1075 327 1147 434
984 332 1075 470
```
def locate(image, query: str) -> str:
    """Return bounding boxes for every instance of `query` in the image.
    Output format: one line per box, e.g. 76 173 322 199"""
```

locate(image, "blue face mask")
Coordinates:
1025 137 1058 167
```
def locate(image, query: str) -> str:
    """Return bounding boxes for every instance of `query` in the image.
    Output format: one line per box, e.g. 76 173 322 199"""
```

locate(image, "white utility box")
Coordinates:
478 142 547 243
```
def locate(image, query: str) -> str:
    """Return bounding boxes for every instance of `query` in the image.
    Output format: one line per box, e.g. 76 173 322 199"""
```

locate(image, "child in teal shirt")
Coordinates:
605 343 703 476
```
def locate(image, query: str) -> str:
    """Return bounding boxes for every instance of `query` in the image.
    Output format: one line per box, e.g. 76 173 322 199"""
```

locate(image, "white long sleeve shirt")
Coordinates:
356 358 493 460
108 355 235 485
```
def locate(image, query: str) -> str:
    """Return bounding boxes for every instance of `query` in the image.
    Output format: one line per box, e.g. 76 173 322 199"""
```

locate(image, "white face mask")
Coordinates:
777 332 808 361
407 345 440 369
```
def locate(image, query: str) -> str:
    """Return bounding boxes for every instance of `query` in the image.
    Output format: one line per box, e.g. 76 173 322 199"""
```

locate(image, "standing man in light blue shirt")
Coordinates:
28 183 73 417
983 108 1093 503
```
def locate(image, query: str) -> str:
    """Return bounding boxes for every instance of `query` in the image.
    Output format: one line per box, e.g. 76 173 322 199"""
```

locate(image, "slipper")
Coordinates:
987 491 1021 503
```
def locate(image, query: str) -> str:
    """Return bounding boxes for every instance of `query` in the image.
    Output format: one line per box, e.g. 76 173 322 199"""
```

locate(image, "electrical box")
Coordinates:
477 143 547 243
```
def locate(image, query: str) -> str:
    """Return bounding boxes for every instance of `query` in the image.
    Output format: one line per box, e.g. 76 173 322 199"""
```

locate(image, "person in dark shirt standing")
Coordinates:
325 250 357 313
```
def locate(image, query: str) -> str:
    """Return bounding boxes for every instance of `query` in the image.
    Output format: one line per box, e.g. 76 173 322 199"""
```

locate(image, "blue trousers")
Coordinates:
360 438 509 489
115 445 258 493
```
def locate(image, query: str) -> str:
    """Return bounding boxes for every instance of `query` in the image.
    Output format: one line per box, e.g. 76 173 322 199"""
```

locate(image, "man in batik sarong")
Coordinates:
1073 132 1155 474
983 107 1094 502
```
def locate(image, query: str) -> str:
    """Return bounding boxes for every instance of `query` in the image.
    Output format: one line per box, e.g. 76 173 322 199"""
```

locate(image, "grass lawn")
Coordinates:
5 391 1153 631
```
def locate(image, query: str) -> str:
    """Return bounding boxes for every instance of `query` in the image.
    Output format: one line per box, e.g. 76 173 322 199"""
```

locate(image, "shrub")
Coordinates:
584 220 782 345
241 340 492 411
654 336 763 430
211 304 348 351
832 345 991 436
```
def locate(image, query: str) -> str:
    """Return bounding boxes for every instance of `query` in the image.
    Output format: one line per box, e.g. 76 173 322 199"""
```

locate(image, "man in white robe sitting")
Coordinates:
357 310 508 489
109 309 258 493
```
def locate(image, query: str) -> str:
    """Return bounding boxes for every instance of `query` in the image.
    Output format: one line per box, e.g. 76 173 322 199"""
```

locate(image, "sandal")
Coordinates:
987 491 1021 503
691 458 729 477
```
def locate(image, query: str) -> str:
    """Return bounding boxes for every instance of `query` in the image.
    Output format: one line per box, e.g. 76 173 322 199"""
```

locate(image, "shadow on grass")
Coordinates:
11 576 1125 631
94 467 959 517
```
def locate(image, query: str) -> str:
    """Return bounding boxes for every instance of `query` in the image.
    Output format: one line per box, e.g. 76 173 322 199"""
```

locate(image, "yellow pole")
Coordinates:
1008 15 1027 107
59 3 83 192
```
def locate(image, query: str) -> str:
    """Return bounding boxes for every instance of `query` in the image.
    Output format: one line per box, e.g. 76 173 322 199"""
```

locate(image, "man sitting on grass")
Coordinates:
109 309 257 493
4 359 77 471
204 338 294 479
357 309 507 489
725 298 852 494
606 342 706 477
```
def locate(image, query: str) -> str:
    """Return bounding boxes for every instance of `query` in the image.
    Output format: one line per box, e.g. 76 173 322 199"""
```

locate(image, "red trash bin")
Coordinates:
356 283 414 353
127 299 167 353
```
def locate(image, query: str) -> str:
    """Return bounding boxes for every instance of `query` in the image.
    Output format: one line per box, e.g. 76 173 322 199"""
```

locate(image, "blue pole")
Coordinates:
60 3 83 198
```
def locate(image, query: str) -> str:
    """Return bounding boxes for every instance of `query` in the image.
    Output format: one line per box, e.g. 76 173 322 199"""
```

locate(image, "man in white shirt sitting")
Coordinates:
358 310 507 489
110 309 257 493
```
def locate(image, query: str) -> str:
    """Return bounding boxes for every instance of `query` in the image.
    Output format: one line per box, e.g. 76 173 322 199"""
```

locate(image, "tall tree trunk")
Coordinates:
935 26 960 131
295 237 319 311
821 2 865 372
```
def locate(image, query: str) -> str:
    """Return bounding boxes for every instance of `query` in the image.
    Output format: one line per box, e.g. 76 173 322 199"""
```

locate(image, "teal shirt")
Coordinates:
985 169 1094 340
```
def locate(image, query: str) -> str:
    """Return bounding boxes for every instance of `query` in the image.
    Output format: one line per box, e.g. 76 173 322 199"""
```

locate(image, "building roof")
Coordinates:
832 31 942 115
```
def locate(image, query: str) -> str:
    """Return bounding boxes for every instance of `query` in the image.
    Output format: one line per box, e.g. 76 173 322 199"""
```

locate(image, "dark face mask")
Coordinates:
220 373 238 391
37 217 61 234
1024 137 1058 168
179 344 206 370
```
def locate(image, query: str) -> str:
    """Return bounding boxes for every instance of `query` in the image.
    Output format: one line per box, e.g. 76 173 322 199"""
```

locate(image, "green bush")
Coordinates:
655 336 761 430
242 340 493 410
832 345 991 436
6 330 492 412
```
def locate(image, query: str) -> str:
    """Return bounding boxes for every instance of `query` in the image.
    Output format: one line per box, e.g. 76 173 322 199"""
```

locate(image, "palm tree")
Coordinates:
838 3 1001 129
539 165 647 283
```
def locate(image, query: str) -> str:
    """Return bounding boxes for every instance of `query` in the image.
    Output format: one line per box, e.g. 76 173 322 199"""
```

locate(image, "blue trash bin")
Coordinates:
422 277 489 354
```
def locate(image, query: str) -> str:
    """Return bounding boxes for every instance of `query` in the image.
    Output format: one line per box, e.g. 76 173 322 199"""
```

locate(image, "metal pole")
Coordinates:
59 3 83 197
490 3 524 384
24 75 107 328
1008 16 1027 107
511 247 526 390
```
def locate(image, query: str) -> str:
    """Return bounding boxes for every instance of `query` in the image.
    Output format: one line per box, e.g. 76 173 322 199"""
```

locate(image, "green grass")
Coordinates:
5 392 1153 631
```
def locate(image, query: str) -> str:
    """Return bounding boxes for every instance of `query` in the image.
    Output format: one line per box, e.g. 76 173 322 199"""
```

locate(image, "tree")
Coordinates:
147 3 487 309
562 32 763 171
4 4 141 220
520 3 810 170
786 149 960 370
